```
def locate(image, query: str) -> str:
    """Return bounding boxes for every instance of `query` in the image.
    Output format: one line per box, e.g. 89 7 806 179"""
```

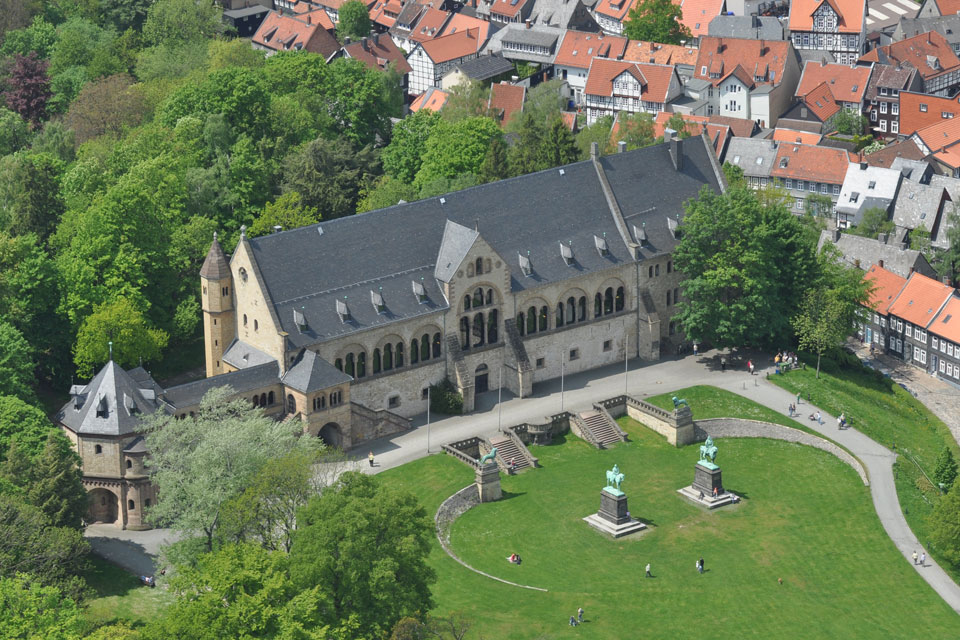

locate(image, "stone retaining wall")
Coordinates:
693 418 869 486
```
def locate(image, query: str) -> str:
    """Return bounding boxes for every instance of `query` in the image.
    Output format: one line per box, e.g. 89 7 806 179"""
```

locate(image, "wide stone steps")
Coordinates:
579 410 623 447
489 435 531 473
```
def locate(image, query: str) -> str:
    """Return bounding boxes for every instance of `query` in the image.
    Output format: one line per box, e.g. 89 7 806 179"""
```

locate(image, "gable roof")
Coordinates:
771 143 854 183
892 180 949 233
912 116 960 169
863 63 918 101
409 7 452 44
281 349 352 392
932 0 960 14
674 0 727 38
887 271 955 327
931 295 960 343
439 11 493 45
653 112 730 154
707 15 784 40
161 362 280 409
708 115 758 137
554 30 628 69
343 33 412 73
490 0 532 18
788 0 866 34
621 40 699 66
801 81 842 121
862 137 928 167
489 81 526 126
863 263 909 311
584 58 646 96
819 233 929 280
370 0 404 28
410 87 449 112
435 220 480 282
253 10 339 58
796 60 871 104
771 128 823 145
453 54 515 81
419 27 483 63
594 0 637 21
58 361 160 437
873 31 960 81
723 137 780 176
694 37 791 88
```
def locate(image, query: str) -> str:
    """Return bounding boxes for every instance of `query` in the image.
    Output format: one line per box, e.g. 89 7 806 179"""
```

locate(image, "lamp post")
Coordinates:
624 320 629 395
560 358 565 412
426 385 431 454
498 366 503 432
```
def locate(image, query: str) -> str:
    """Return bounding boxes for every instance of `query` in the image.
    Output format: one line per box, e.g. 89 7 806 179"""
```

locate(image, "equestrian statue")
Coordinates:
605 464 625 492
699 436 718 464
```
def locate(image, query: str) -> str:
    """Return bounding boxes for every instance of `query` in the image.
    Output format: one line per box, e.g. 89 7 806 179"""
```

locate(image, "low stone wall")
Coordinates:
625 397 694 446
693 418 869 486
434 484 547 592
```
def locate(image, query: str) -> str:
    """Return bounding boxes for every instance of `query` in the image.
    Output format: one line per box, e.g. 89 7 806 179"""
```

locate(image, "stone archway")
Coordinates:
318 422 343 449
88 488 118 524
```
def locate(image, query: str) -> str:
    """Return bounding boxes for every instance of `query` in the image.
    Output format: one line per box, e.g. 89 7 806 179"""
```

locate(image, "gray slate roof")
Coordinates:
707 15 785 41
245 136 723 348
818 230 934 279
722 137 779 177
200 233 230 280
161 362 280 409
58 361 160 437
895 14 960 47
455 53 516 80
435 220 479 282
223 339 275 369
892 180 947 233
864 64 917 101
928 174 960 250
281 349 352 393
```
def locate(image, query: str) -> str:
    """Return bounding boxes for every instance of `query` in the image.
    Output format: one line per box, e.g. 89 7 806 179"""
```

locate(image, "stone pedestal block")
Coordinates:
475 462 502 503
599 489 630 525
693 463 723 496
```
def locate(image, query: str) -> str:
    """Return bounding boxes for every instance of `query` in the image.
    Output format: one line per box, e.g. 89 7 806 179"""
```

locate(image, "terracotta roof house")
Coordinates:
863 31 960 97
909 116 960 177
674 0 727 40
390 1 427 51
252 10 340 59
708 114 758 137
898 90 960 138
488 81 526 126
407 27 484 94
916 0 960 18
771 142 856 213
407 7 453 47
583 58 682 124
488 0 535 24
885 271 956 368
693 37 801 128
893 15 960 58
863 263 910 310
795 60 872 112
778 81 843 133
409 86 450 111
621 40 699 81
554 30 628 103
439 12 493 45
855 262 908 350
340 33 413 73
770 128 823 145
370 0 404 29
929 295 960 386
652 112 731 156
593 0 637 35
788 0 867 65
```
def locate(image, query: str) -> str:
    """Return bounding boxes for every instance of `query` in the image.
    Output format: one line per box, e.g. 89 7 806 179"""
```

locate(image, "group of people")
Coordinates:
568 607 584 626
837 412 848 430
508 553 522 565
696 557 705 574
912 550 926 566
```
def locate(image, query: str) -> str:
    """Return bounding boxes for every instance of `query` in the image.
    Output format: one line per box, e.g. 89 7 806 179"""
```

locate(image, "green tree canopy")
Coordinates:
0 320 35 400
623 0 692 44
0 107 30 156
381 108 441 185
73 297 169 378
248 192 322 237
281 136 380 220
0 151 65 239
0 575 85 640
576 114 614 158
619 111 657 150
0 395 56 460
852 206 894 239
935 446 958 491
415 116 501 190
290 472 436 639
337 0 372 41
357 175 419 213
0 15 57 58
142 0 222 47
23 431 88 530
929 486 960 568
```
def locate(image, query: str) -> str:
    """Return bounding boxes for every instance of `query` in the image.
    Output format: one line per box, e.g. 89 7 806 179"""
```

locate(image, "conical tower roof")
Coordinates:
200 232 230 280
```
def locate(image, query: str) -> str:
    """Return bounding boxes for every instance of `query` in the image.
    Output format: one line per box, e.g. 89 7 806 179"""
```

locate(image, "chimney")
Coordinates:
770 139 777 150
910 266 915 275
525 19 532 28
618 140 627 153
832 228 841 242
670 136 683 171
664 127 676 144
878 232 888 243
860 161 867 170
307 13 311 25
944 275 953 285
590 141 599 159
362 37 368 50
878 258 884 268
344 36 351 44
273 225 283 233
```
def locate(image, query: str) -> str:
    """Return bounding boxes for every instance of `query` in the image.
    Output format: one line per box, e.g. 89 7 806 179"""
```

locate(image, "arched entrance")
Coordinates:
475 364 489 394
88 488 118 524
318 422 343 449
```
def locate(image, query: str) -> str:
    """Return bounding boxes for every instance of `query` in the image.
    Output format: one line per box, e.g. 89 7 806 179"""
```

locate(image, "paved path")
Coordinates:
85 524 182 576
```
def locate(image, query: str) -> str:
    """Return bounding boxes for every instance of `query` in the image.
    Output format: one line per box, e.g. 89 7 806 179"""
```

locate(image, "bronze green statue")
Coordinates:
699 436 718 465
672 396 690 409
480 447 497 465
605 464 624 493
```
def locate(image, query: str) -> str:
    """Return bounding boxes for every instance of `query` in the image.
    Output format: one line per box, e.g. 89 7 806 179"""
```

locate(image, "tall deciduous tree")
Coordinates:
142 0 222 47
674 184 819 348
248 192 322 237
73 297 169 378
290 472 436 639
623 0 692 45
576 114 614 158
0 321 34 400
0 107 29 155
3 52 52 127
0 575 86 639
415 116 501 190
0 395 56 460
65 74 146 144
381 108 441 185
282 137 380 219
619 111 657 149
852 206 894 238
929 487 960 567
337 0 372 41
137 387 320 555
357 175 418 213
935 446 958 491
0 152 65 239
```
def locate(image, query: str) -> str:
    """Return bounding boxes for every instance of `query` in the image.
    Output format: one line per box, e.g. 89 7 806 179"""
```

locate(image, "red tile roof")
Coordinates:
554 31 628 69
796 61 871 104
788 0 866 34
595 0 637 22
489 82 525 126
931 295 960 343
864 264 908 313
694 37 791 88
369 0 403 28
802 82 842 121
913 117 960 169
933 0 960 14
584 58 677 103
560 111 578 132
439 12 491 47
898 90 960 137
342 34 412 73
770 143 854 183
490 0 530 19
419 27 482 63
409 7 451 44
653 112 729 153
410 87 449 112
708 115 757 137
622 40 698 66
253 11 339 58
871 31 960 81
771 128 823 145
674 0 726 38
888 272 955 327
861 138 927 167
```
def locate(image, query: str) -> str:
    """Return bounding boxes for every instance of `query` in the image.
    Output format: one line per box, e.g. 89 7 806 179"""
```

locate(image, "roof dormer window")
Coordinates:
336 299 351 323
518 252 532 277
96 396 108 418
560 242 574 266
412 280 428 303
294 307 309 330
370 290 385 314
594 234 609 256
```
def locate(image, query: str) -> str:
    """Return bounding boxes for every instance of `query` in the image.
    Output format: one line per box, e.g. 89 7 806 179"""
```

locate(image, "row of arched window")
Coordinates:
460 309 499 349
251 391 276 407
463 287 495 311
648 261 672 278
310 390 342 411
334 332 442 378
517 287 624 336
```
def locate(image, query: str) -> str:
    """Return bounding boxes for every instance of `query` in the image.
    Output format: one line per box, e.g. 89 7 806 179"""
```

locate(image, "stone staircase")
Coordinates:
489 434 534 473
445 334 472 389
578 410 625 448
504 320 533 375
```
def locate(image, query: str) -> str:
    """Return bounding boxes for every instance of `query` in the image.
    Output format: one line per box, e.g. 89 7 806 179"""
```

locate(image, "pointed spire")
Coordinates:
200 231 230 280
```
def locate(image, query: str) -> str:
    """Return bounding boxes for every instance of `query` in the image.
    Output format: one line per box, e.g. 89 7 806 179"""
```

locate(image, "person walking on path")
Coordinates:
920 552 926 567
577 607 583 623
645 563 652 577
797 392 801 405
368 451 375 467
815 411 822 426
748 360 754 375
913 550 919 565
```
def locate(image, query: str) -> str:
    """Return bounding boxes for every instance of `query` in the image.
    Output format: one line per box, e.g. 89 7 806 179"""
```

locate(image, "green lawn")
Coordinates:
767 357 960 580
381 414 959 637
83 555 173 628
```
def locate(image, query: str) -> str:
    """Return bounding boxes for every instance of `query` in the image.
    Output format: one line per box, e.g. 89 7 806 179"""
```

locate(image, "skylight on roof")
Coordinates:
756 156 763 165
868 181 876 189
733 155 741 164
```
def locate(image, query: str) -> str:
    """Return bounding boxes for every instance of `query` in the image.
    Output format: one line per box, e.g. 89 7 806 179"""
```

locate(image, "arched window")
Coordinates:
517 312 525 336
373 348 382 374
488 309 499 343
396 342 404 367
475 257 483 275
288 394 296 413
243 314 248 326
128 499 135 510
421 334 430 361
460 316 470 349
473 288 483 307
335 358 343 371
604 288 614 315
252 395 259 407
667 260 672 273
254 319 259 331
567 297 576 324
539 305 548 332
321 395 326 408
579 296 587 321
556 302 565 327
666 291 671 306
655 264 660 276
260 393 267 406
268 391 275 405
473 312 485 347
615 287 624 312
411 339 419 363
384 344 393 370
486 289 493 305
594 293 602 318
345 353 355 377
357 352 367 377
527 306 537 334
432 333 441 358
126 459 132 469
464 296 471 312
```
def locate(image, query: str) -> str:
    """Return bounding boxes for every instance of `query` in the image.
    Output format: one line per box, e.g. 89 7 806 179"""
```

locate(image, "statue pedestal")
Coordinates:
583 488 647 538
476 462 501 503
678 462 738 509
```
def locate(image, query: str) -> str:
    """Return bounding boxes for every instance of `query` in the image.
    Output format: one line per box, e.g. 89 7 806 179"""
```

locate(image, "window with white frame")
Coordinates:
879 120 887 132
906 322 911 334
892 103 899 115
874 313 880 324
833 184 840 195
871 109 878 122
808 182 816 192
785 179 793 189
820 184 828 194
940 359 946 373
892 120 899 133
949 343 954 356
880 102 888 114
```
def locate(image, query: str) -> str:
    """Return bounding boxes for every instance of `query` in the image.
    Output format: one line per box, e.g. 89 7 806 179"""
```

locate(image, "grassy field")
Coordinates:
767 356 960 580
381 409 959 637
83 555 173 628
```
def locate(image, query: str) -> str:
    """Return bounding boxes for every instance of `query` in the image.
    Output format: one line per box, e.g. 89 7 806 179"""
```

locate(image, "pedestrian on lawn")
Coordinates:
645 563 652 577
578 607 583 623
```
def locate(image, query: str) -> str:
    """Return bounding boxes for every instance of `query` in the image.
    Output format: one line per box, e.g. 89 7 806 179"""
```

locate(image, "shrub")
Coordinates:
430 378 463 415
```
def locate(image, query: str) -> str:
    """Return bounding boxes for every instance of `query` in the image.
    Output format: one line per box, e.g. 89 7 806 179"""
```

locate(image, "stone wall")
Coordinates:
693 418 869 485
625 397 695 446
